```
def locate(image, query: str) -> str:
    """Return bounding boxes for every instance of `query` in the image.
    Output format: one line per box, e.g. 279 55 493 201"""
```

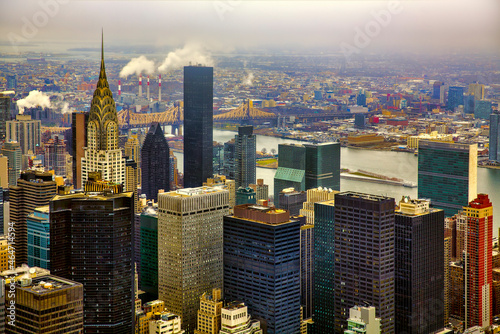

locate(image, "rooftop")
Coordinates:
18 275 81 295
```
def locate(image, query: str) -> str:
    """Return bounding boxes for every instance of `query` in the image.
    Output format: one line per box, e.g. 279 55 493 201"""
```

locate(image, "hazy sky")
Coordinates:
1 0 499 55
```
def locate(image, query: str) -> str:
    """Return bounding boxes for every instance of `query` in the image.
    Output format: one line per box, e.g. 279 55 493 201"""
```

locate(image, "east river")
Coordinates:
172 129 500 234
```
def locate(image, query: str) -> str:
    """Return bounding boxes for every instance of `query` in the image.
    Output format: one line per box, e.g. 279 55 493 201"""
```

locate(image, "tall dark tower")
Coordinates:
235 125 256 189
183 65 213 188
141 123 170 201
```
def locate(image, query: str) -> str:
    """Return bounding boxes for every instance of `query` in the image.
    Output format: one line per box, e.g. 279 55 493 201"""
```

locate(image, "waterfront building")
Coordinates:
249 178 269 202
141 123 170 200
406 131 453 149
44 135 66 177
71 111 88 189
49 190 135 333
9 170 56 266
27 205 50 269
278 188 307 216
183 66 213 188
334 192 395 333
158 187 228 333
1 142 21 186
344 306 381 334
447 86 464 111
6 114 41 155
489 111 500 162
81 38 126 187
140 203 159 302
5 275 83 334
235 125 256 189
418 140 477 217
194 288 223 334
224 204 301 334
464 194 493 329
235 186 256 206
395 197 445 333
220 302 263 334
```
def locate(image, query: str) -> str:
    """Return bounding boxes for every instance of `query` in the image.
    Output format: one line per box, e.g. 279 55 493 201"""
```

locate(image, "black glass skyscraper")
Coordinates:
184 66 213 188
141 123 170 200
235 125 256 189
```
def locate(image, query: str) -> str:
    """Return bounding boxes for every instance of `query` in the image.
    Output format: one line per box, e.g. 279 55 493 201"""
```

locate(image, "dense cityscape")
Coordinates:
0 1 499 334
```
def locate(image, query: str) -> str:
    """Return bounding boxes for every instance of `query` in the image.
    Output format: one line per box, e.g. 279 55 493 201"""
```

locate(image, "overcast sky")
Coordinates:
1 0 499 55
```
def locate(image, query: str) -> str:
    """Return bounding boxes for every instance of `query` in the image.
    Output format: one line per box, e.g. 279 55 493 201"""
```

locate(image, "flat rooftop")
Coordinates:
18 275 81 295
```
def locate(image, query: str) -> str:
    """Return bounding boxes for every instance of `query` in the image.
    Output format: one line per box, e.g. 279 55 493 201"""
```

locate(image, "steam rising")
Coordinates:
243 72 254 86
120 55 155 78
158 43 214 72
17 90 51 114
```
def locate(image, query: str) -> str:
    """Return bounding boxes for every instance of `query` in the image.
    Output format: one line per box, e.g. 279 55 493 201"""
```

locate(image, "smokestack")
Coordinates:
118 80 121 96
139 74 142 97
158 74 161 102
147 75 150 100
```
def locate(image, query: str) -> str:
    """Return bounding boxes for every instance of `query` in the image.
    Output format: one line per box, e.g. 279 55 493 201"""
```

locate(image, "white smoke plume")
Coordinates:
51 93 72 114
158 43 214 72
119 55 155 78
243 72 254 86
17 90 51 114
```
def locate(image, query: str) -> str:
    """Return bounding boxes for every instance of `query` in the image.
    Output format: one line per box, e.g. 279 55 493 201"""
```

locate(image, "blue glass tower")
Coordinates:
447 86 464 111
490 112 500 162
312 200 336 333
27 206 50 269
474 100 492 120
224 204 301 334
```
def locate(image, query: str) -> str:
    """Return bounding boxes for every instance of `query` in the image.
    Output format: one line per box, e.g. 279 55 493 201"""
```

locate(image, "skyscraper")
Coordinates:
334 192 395 333
81 37 125 187
447 86 464 111
27 205 50 269
183 66 213 188
474 99 492 120
234 125 256 189
224 204 301 334
194 288 223 334
6 114 41 155
141 123 170 201
1 142 21 186
71 111 88 189
44 135 66 177
9 170 57 266
489 111 500 162
464 194 493 329
0 92 12 141
418 140 477 216
395 197 445 333
468 83 485 100
433 81 444 99
158 187 228 333
140 204 159 302
223 139 235 180
50 190 135 333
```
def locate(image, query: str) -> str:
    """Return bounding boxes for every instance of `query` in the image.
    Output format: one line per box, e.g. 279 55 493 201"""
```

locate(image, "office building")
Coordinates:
44 135 66 177
9 170 56 266
274 142 340 207
81 39 126 187
395 197 445 333
450 261 465 318
464 95 475 114
334 192 395 333
5 275 83 334
204 175 236 209
49 190 135 333
1 142 21 186
6 74 16 90
0 236 8 272
27 205 50 269
224 204 301 334
249 179 269 202
490 111 500 162
278 188 306 216
235 186 256 206
468 83 485 100
136 299 167 334
344 306 381 334
194 288 223 334
223 139 235 180
6 114 41 155
447 86 464 111
418 140 477 216
71 111 87 189
183 66 213 188
234 125 256 189
356 90 367 107
313 199 336 333
149 313 185 334
158 187 228 333
433 81 444 99
464 194 493 329
141 123 170 200
474 100 492 120
300 187 338 225
355 113 366 128
220 302 263 334
0 155 7 188
0 92 12 141
140 204 159 302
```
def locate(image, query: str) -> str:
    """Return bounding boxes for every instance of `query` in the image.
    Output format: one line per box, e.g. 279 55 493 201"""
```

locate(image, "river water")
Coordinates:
173 129 500 234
